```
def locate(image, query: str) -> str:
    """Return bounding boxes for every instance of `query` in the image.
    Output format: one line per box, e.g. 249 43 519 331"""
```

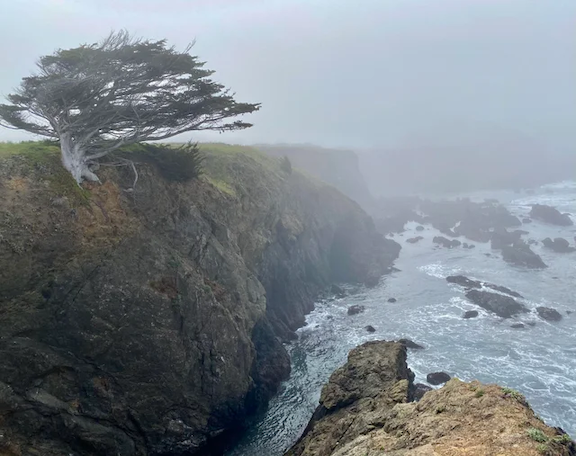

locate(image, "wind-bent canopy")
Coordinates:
0 31 260 182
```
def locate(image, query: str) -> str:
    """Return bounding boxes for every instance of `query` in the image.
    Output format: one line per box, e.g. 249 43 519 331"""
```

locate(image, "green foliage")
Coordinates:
280 155 292 174
527 428 549 443
117 142 204 183
146 143 204 182
553 433 573 444
537 443 549 454
474 389 485 398
501 387 524 401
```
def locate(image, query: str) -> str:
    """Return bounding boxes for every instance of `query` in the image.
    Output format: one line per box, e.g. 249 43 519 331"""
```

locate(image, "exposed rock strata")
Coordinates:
0 145 399 456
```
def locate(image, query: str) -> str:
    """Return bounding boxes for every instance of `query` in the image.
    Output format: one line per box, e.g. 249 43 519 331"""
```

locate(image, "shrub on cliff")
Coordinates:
0 31 260 183
122 142 204 182
280 155 293 174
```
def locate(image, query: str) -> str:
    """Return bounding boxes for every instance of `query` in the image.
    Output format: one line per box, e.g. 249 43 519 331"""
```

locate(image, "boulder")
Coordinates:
530 204 573 226
398 339 425 350
347 305 365 316
433 236 461 248
416 225 425 232
331 284 346 297
413 383 433 401
542 237 575 253
447 275 523 298
484 283 523 298
490 227 522 250
465 289 528 318
406 236 424 244
502 241 547 269
523 218 532 224
536 307 563 322
365 325 376 333
387 298 397 303
510 323 525 329
426 372 451 385
463 310 479 319
446 275 482 289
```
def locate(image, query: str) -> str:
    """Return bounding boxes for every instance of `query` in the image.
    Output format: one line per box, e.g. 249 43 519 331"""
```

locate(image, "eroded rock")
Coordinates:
537 307 563 322
465 289 528 318
427 372 451 385
530 204 573 226
347 305 365 316
502 241 547 269
542 237 575 253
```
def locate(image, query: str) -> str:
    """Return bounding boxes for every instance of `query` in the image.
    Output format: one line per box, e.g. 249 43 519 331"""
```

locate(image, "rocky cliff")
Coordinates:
255 144 374 211
286 341 575 456
0 143 399 456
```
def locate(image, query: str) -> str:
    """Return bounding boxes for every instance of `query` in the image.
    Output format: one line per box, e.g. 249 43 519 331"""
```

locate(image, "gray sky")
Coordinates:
1 0 574 153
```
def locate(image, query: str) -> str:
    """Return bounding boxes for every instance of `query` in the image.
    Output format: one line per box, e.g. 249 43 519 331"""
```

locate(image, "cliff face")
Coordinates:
0 143 398 456
286 341 575 456
255 144 374 211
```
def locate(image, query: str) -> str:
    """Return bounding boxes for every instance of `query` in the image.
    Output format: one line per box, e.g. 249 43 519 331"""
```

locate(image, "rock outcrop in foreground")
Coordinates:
286 341 575 456
0 143 399 456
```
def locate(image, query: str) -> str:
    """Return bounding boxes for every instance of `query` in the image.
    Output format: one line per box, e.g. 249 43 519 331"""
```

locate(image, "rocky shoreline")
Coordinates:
285 341 576 456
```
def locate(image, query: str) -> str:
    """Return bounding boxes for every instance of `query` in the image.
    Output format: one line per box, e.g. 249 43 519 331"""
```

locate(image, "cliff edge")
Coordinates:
286 341 575 456
0 142 399 456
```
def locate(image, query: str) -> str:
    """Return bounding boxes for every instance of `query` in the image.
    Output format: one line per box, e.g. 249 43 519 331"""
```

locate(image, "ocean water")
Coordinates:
229 181 576 456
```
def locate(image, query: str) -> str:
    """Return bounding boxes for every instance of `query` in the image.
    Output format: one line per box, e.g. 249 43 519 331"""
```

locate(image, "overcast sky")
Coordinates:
1 0 574 153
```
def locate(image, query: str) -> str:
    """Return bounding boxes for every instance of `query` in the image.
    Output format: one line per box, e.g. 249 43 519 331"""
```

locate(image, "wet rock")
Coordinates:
387 297 397 303
413 383 433 401
347 305 365 316
446 275 481 289
526 321 536 327
536 307 563 322
427 372 451 385
510 323 525 329
433 236 461 248
467 244 475 249
406 236 424 244
530 204 573 226
331 284 346 297
523 218 532 224
447 275 523 298
567 311 573 315
542 237 575 253
484 283 523 298
490 227 522 250
365 325 376 333
398 339 424 350
465 289 528 318
462 242 469 248
528 239 538 245
463 310 479 319
416 225 425 231
502 241 547 269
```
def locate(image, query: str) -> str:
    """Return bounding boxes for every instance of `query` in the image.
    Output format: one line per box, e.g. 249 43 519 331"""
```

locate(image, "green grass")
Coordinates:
0 140 60 161
474 389 485 398
0 141 91 206
0 140 293 201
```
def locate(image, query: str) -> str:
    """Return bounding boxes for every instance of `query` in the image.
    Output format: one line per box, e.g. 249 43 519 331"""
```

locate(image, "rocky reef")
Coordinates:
286 341 575 456
0 143 399 456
